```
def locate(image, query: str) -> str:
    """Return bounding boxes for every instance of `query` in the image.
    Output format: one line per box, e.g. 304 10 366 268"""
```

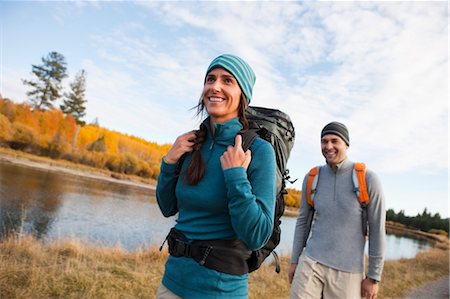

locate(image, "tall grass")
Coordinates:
0 236 448 299
0 236 165 298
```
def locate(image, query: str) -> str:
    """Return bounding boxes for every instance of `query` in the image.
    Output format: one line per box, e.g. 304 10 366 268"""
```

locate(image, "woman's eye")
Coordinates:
206 77 215 83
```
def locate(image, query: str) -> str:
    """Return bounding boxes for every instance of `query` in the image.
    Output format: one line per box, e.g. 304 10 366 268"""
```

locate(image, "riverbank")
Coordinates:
386 221 450 250
1 147 448 251
0 235 448 299
0 147 156 190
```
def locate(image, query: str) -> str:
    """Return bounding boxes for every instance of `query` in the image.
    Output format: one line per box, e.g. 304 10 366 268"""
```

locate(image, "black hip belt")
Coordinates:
160 227 252 275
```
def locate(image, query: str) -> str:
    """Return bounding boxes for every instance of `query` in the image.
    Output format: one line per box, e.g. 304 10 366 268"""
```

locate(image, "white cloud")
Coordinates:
1 69 28 102
2 1 447 216
131 1 448 176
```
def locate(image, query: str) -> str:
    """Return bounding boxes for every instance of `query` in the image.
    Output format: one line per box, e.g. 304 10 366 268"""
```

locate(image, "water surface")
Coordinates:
0 159 431 259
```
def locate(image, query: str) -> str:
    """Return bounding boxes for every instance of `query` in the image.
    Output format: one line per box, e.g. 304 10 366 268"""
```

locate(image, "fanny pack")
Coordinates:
160 227 252 275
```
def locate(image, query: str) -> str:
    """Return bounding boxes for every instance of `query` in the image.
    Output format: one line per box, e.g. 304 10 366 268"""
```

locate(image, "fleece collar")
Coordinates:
203 117 243 145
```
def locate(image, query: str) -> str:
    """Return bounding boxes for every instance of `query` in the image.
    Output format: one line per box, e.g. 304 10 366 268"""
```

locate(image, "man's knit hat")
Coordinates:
321 122 350 146
205 54 256 103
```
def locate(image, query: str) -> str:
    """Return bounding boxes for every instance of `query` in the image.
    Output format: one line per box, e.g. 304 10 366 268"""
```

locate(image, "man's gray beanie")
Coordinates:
321 122 350 146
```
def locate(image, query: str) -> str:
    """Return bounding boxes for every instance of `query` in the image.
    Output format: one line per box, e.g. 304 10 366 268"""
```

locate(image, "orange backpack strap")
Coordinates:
353 162 369 236
353 162 369 205
306 167 319 208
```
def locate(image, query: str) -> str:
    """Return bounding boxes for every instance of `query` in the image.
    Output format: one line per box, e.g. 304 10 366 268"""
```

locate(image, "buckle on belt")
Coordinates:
182 241 192 257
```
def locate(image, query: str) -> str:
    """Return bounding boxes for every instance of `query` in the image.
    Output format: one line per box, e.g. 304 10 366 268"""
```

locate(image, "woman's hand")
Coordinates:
164 131 197 164
220 135 252 170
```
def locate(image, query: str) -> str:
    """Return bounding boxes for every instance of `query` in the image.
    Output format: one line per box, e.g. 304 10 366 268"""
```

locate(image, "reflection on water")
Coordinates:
0 159 175 249
0 161 63 238
0 159 432 258
384 232 431 260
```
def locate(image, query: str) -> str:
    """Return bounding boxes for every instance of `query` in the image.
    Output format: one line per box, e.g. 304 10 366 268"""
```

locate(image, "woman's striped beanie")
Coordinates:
205 54 256 103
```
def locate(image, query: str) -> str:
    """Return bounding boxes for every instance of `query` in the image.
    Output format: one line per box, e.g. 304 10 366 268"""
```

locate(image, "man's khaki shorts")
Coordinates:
290 253 364 299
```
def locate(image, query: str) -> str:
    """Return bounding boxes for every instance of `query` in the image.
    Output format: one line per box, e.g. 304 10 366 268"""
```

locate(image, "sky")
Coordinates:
1 1 448 218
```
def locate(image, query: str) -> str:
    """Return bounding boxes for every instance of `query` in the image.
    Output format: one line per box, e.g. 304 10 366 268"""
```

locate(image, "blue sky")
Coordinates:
1 1 448 218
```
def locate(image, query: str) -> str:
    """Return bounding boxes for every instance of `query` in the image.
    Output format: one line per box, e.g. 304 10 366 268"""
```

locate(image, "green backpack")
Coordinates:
241 106 296 273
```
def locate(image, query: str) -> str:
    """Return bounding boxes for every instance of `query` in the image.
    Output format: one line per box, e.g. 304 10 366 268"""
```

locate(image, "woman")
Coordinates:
156 54 276 298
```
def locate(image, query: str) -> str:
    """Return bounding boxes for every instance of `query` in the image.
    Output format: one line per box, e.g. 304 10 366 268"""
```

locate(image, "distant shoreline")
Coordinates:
0 148 156 191
1 147 449 250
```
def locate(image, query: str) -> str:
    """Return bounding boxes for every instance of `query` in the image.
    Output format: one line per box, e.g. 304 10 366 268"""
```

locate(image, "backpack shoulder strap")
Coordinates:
240 129 260 152
352 162 369 205
353 162 369 236
306 167 319 208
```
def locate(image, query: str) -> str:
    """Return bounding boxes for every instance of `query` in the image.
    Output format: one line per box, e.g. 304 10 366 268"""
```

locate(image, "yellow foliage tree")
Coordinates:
0 114 12 142
0 97 173 180
285 188 302 208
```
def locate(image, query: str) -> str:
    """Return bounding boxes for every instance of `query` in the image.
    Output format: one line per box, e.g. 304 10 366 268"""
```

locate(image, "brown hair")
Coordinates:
184 95 249 185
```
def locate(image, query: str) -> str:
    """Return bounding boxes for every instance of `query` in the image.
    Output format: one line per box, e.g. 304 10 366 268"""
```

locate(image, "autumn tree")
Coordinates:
22 51 68 110
61 69 87 125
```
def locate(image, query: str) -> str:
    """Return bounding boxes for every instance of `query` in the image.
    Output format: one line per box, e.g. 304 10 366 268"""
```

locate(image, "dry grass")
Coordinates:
0 236 166 299
250 249 449 299
1 236 448 299
377 248 449 298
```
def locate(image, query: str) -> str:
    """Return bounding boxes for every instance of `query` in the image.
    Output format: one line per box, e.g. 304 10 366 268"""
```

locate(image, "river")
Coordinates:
0 158 431 259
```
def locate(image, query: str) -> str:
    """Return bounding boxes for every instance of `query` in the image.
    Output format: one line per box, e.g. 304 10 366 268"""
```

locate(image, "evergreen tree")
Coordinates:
22 52 68 110
61 70 87 125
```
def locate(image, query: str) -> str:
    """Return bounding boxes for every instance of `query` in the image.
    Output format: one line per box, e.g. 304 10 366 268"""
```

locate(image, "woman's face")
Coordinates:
202 67 242 123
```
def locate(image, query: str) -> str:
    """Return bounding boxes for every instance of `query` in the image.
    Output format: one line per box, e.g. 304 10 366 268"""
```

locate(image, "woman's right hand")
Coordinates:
164 131 197 164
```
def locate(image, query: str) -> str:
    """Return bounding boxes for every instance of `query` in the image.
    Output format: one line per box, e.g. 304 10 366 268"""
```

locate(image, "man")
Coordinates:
289 122 385 299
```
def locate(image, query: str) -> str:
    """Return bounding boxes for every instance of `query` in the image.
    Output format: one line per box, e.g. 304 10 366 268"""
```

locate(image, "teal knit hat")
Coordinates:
205 54 256 103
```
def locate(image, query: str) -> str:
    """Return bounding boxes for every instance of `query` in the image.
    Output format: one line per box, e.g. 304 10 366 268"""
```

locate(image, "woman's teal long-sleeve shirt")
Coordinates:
156 117 276 298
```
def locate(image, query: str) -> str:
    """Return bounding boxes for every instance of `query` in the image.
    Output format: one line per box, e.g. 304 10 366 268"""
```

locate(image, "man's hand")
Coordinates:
361 278 379 299
220 135 252 170
288 263 298 284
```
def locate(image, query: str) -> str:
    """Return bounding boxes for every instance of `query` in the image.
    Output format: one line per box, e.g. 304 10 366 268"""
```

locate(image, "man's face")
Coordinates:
321 134 348 167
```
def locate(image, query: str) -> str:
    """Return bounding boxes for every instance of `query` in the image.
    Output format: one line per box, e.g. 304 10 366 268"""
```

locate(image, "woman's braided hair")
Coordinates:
184 94 249 185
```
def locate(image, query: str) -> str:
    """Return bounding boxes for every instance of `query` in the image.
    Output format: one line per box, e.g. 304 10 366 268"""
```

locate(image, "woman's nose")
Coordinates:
211 80 221 91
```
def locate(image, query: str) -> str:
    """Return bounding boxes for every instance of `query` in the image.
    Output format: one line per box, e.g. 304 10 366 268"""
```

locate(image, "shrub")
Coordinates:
105 153 122 173
88 136 106 152
0 114 12 142
284 188 301 208
121 153 139 175
0 98 16 122
10 122 37 150
151 164 160 180
136 160 153 178
429 229 448 237
47 132 71 158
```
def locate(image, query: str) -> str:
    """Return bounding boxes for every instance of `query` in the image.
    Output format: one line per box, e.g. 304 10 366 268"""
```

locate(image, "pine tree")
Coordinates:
22 51 68 110
61 70 87 125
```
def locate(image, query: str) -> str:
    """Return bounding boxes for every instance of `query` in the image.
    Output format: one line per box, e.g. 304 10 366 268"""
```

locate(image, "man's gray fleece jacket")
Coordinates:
290 159 386 282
